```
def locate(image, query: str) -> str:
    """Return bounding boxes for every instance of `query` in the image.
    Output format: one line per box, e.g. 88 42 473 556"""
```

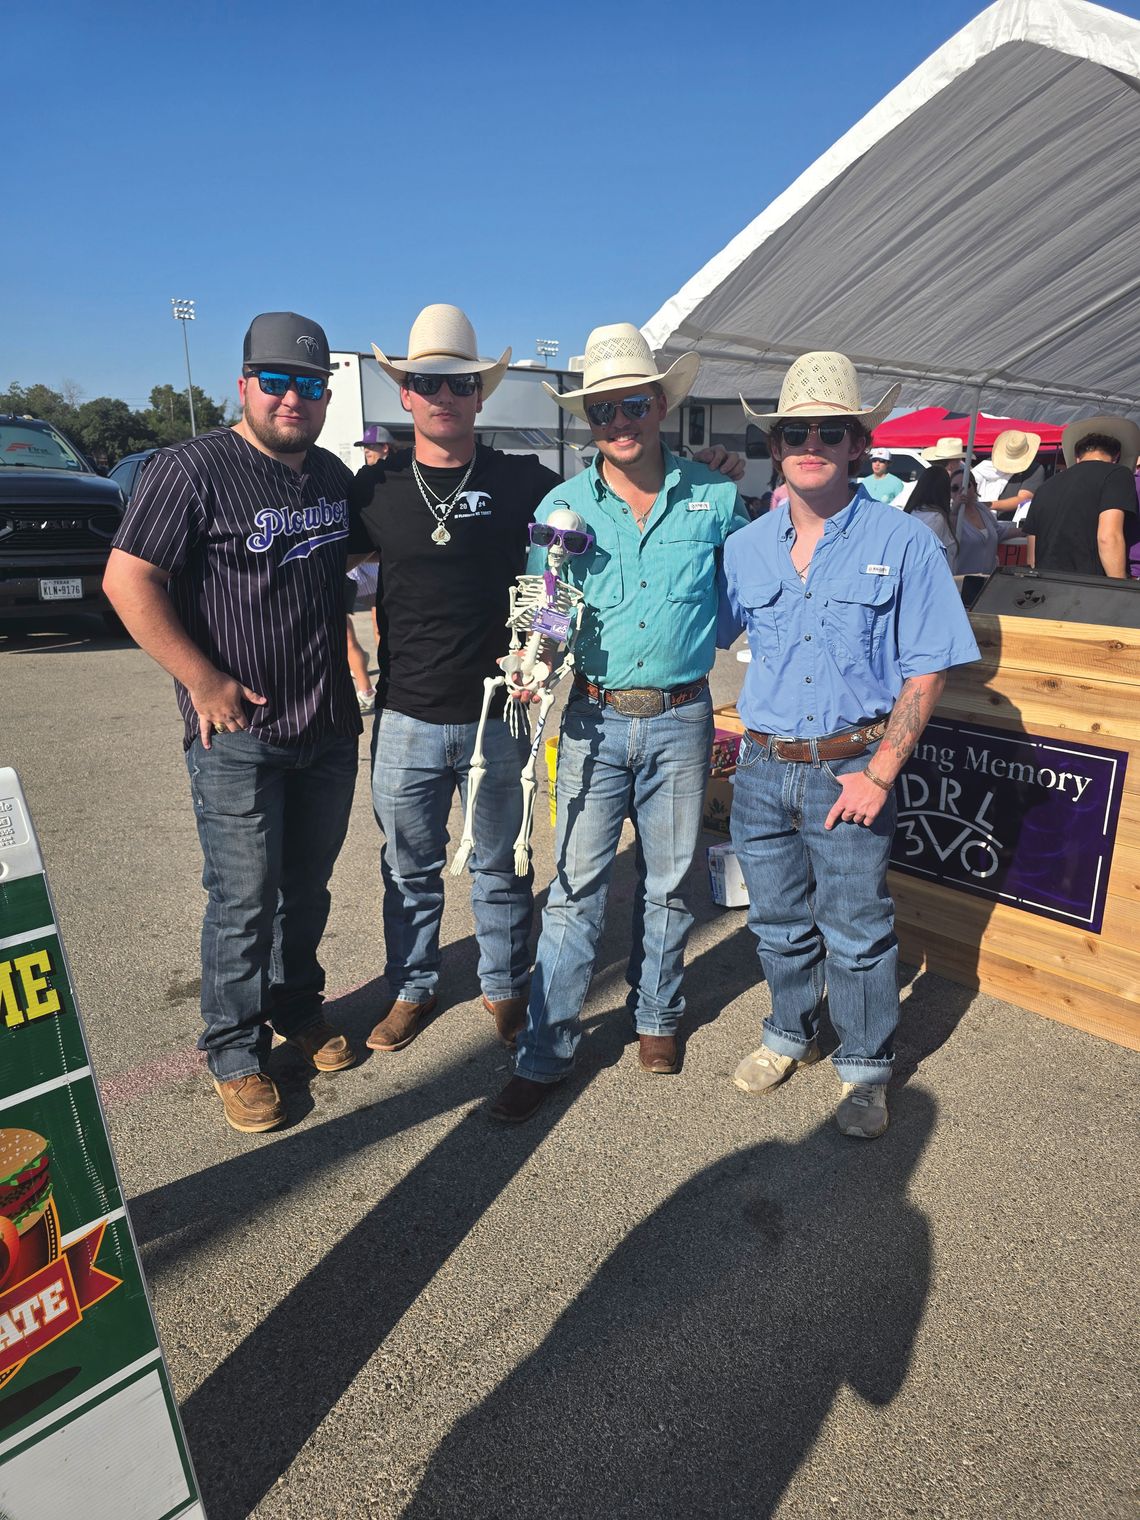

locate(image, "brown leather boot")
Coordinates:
488 1074 554 1124
213 1073 285 1133
637 1034 678 1074
286 1018 355 1071
366 995 437 1052
482 993 527 1049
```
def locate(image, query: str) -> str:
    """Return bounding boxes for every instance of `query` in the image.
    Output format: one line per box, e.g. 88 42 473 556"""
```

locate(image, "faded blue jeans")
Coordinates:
186 729 358 1081
370 707 533 1004
729 731 899 1084
514 686 713 1083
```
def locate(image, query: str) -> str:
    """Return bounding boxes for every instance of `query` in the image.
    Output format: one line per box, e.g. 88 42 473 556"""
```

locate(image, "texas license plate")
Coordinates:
39 577 83 601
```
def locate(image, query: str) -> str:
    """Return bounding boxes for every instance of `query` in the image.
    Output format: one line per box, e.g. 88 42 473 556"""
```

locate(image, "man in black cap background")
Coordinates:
103 312 362 1133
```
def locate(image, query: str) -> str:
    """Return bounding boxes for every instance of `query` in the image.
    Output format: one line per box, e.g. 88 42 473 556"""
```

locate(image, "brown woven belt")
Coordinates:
746 719 888 762
574 674 708 718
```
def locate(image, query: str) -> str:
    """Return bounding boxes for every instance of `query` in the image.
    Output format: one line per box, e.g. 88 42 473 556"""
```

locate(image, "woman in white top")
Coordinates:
951 466 1022 575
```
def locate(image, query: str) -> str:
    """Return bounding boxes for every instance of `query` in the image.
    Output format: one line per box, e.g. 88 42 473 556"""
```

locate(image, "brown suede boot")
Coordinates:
213 1073 285 1133
366 996 437 1052
482 993 527 1049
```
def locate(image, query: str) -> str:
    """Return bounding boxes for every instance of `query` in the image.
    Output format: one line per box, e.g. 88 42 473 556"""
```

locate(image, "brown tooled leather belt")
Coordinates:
574 674 708 718
746 719 888 762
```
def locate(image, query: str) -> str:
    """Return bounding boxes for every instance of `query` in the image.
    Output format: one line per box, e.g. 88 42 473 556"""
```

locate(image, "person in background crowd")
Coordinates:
103 312 360 1133
717 351 979 1141
490 323 749 1124
910 437 968 567
951 462 1022 576
863 446 905 504
1023 416 1140 578
972 428 1040 515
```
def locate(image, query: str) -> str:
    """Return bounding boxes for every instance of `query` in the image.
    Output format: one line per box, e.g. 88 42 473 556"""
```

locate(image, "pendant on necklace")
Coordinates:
431 525 451 545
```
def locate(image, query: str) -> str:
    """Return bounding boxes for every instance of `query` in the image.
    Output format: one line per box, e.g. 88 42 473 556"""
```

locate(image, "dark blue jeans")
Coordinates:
185 730 358 1080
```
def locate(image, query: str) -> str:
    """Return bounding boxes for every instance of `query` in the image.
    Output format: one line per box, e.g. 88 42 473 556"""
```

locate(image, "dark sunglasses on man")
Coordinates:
585 394 655 428
405 373 482 398
528 521 595 556
773 420 857 448
246 369 328 401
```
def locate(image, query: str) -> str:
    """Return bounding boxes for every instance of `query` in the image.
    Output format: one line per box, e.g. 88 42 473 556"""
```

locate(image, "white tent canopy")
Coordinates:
642 0 1140 423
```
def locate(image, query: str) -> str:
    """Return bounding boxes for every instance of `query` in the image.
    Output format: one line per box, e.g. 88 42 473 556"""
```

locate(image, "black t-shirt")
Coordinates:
1023 461 1138 575
351 445 561 723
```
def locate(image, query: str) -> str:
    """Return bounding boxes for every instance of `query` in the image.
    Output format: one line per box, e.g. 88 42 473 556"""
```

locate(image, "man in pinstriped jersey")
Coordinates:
104 312 363 1134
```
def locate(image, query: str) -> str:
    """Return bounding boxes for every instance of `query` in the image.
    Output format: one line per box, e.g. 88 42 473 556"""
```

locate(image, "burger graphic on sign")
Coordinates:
0 1127 119 1391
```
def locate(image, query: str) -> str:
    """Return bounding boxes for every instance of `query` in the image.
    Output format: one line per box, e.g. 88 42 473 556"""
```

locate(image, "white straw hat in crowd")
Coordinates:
990 429 1040 475
372 304 511 397
543 323 699 420
1060 414 1140 471
922 436 967 464
741 351 900 434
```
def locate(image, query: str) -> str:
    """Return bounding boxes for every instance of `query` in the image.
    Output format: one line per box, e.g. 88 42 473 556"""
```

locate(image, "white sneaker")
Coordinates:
836 1082 889 1139
733 1041 820 1096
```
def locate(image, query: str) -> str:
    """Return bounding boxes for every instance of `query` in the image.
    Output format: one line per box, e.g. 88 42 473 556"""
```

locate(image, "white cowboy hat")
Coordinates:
543 323 699 421
741 351 900 435
922 436 967 464
990 429 1040 475
1061 414 1140 470
372 304 511 398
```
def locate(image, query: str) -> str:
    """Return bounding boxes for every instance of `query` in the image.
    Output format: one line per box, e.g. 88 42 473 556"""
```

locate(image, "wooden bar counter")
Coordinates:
714 605 1140 1052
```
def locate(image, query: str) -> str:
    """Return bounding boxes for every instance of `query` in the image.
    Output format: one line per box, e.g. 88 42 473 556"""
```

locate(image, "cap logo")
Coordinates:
296 335 320 358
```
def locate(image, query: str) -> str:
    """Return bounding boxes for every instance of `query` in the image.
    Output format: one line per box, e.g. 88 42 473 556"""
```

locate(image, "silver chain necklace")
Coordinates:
412 453 476 545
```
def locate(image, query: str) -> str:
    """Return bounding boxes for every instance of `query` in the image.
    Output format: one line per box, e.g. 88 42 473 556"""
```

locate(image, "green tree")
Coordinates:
71 397 158 468
143 383 227 446
0 382 79 435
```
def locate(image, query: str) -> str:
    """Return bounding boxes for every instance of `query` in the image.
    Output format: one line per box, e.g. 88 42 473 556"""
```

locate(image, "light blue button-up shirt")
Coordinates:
717 486 980 735
531 446 748 689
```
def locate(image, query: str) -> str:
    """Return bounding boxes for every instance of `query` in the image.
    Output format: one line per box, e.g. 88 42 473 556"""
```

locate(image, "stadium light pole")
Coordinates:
171 298 197 437
536 337 559 368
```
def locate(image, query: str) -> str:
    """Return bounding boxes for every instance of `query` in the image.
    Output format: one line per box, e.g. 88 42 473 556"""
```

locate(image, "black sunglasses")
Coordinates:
248 370 327 401
585 395 655 428
406 373 481 397
528 521 595 556
773 420 855 448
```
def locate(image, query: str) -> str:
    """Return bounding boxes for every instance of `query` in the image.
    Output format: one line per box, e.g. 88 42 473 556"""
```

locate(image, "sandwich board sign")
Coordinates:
0 768 205 1520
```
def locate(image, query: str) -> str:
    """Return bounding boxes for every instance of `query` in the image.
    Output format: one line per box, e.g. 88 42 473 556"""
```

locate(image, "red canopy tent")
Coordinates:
873 407 1064 451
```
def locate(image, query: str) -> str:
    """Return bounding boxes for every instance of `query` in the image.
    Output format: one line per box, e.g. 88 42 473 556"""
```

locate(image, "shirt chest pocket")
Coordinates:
662 515 723 604
737 575 786 654
580 530 624 609
821 569 898 671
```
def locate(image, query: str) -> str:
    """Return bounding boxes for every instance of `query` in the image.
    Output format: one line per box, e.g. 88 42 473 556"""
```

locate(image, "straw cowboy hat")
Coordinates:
372 304 511 398
990 429 1040 475
1061 414 1140 470
922 436 967 464
543 323 699 421
741 351 900 435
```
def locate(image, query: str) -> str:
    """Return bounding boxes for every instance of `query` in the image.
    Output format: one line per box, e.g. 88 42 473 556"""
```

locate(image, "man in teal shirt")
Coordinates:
864 447 905 504
490 324 748 1122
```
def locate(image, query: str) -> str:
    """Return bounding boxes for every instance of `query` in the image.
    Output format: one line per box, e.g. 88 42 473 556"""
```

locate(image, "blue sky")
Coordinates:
9 0 1140 412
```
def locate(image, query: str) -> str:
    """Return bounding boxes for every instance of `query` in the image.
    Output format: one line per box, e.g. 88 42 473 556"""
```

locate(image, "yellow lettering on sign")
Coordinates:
0 949 62 1027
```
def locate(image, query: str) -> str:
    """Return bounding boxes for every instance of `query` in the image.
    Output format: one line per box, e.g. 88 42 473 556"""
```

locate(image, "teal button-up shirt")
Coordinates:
530 446 748 689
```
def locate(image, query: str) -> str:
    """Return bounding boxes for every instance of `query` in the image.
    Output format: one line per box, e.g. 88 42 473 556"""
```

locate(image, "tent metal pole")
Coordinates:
963 383 983 474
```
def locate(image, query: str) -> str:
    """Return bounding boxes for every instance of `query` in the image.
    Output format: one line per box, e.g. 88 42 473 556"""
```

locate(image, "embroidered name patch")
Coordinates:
865 563 891 575
688 501 711 511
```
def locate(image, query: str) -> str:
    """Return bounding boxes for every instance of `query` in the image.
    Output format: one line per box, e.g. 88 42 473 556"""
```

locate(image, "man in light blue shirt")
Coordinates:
718 351 979 1140
490 323 749 1123
863 447 905 504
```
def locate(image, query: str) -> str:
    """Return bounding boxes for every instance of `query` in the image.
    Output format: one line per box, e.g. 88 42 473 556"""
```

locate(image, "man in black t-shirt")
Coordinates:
104 313 360 1134
1024 416 1140 577
352 305 557 1054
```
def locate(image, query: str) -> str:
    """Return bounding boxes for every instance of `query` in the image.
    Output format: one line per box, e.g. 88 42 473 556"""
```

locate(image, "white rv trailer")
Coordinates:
324 349 779 499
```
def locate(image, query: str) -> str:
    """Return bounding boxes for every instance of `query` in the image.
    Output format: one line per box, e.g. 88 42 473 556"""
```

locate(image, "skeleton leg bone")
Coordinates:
450 675 504 877
513 687 557 875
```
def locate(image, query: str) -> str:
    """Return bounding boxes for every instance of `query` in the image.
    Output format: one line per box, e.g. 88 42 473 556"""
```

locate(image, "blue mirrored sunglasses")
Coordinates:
249 370 327 401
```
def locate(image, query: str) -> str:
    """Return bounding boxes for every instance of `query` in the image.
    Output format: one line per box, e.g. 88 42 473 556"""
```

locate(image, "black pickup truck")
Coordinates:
0 415 128 632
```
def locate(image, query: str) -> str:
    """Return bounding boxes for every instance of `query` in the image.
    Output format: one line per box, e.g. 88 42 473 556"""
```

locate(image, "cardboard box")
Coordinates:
702 773 733 836
707 842 750 907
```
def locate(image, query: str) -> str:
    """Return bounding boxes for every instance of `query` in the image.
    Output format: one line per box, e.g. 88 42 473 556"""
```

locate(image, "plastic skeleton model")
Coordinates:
451 509 593 878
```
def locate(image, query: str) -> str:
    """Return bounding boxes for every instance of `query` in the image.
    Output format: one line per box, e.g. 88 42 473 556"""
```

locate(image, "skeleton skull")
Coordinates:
542 507 589 574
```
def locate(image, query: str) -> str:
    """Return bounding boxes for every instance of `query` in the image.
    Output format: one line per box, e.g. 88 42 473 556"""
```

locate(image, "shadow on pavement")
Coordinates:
403 1087 937 1520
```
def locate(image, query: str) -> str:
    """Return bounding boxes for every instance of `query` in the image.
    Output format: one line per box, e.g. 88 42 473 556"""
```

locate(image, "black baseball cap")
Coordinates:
243 312 332 375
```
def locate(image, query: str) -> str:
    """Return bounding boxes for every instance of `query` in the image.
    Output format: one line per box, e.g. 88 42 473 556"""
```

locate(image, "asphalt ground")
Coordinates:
1 609 1137 1520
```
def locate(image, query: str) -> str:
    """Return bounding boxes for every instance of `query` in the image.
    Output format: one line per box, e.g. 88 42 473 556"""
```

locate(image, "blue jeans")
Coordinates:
514 687 713 1083
370 707 533 1003
185 730 358 1081
729 732 899 1084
